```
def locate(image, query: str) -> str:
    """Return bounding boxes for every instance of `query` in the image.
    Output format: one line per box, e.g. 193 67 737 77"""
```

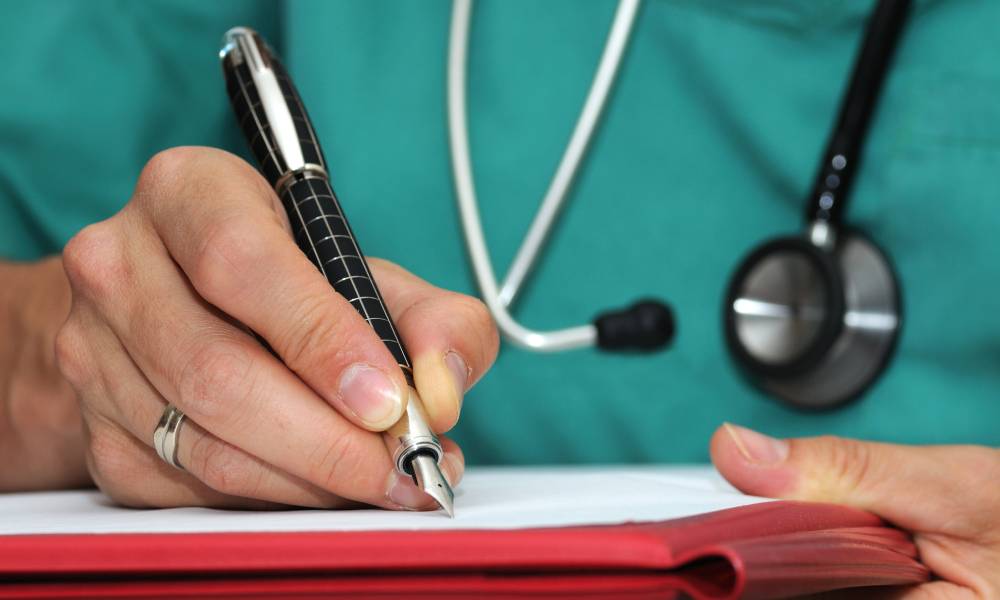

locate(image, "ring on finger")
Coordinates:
153 404 187 470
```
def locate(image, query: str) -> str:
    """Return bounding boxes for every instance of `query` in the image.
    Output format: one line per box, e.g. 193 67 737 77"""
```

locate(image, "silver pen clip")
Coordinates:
221 27 306 173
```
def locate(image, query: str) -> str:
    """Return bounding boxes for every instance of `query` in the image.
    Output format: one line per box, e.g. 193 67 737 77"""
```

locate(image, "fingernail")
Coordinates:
444 351 469 404
338 363 403 428
386 472 431 510
724 423 789 466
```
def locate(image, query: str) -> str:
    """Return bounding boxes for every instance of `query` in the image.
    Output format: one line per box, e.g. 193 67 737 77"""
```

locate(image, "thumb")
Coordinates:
709 423 998 537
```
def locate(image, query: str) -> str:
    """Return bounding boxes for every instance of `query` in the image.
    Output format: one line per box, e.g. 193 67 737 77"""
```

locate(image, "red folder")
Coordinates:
0 500 927 599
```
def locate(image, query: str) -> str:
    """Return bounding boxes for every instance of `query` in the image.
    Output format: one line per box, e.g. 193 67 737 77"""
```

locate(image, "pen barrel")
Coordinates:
221 28 444 473
279 174 413 370
279 172 441 472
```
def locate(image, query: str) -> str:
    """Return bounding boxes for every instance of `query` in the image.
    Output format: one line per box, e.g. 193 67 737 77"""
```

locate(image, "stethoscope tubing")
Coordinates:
724 0 910 408
447 0 641 351
448 0 909 367
806 0 912 227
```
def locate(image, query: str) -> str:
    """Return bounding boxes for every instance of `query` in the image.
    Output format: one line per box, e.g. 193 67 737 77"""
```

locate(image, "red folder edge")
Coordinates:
0 500 929 600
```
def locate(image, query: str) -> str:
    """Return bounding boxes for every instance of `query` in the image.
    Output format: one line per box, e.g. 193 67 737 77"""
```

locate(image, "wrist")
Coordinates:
0 257 88 491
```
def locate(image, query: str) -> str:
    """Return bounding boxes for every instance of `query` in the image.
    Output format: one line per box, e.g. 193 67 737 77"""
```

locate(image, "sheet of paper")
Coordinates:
0 466 769 535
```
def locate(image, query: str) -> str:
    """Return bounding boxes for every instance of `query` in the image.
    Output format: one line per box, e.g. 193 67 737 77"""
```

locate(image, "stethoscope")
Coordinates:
447 0 910 409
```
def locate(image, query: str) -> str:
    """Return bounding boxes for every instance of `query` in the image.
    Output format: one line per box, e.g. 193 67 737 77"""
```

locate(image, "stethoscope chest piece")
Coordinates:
723 0 911 409
449 0 911 410
724 229 900 409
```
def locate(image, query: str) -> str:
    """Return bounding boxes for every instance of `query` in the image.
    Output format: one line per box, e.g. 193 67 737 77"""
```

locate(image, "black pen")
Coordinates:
219 27 455 516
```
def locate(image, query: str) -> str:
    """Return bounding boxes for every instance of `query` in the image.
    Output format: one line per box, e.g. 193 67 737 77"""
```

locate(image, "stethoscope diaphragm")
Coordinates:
725 231 901 409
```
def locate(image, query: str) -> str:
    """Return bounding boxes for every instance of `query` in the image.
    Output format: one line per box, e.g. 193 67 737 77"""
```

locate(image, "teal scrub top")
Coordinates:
2 0 998 465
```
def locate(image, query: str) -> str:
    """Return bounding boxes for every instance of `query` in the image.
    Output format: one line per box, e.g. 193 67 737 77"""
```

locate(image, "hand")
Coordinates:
0 258 87 491
55 146 498 509
711 424 1000 598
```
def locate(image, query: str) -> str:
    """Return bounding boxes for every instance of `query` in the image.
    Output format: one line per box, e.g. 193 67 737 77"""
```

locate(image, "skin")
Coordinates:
0 146 996 593
712 424 1000 599
3 146 499 510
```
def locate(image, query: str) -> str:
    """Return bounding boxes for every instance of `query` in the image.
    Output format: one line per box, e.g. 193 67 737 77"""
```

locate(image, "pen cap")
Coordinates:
220 27 327 188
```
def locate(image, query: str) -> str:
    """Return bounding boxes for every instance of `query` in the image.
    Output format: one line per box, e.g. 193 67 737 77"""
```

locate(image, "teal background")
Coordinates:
2 0 998 464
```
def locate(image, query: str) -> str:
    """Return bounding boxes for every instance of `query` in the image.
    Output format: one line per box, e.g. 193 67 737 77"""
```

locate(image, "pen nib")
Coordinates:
410 453 455 518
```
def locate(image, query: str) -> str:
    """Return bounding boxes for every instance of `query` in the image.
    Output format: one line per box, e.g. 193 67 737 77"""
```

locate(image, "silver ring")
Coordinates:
153 404 186 470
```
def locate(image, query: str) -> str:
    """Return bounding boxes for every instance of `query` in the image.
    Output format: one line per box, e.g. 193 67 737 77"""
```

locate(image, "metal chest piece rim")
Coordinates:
724 228 901 410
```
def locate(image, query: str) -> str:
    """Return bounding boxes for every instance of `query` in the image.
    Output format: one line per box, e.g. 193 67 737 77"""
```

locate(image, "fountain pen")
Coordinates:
219 27 455 516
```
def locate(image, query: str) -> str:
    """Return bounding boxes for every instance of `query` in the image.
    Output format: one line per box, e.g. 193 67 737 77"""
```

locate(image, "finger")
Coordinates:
92 323 354 508
369 259 499 432
132 147 407 431
81 408 278 509
58 298 351 509
82 348 461 512
710 424 1000 534
710 424 1000 593
63 215 408 509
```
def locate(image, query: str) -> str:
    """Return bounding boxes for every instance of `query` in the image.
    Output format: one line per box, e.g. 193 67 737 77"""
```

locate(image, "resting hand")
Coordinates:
711 424 1000 598
56 146 498 509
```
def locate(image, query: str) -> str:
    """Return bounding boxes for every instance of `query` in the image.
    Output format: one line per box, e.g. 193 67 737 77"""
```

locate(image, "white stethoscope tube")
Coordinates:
447 0 641 351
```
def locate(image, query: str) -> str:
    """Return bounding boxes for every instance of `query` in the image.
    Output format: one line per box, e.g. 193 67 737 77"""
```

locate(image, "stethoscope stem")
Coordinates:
806 0 912 227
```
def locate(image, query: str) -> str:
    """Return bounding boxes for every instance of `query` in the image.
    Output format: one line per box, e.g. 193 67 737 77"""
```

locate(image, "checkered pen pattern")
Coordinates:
223 47 413 376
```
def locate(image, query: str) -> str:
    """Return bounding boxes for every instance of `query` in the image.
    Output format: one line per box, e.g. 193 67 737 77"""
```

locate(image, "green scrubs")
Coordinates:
3 0 998 465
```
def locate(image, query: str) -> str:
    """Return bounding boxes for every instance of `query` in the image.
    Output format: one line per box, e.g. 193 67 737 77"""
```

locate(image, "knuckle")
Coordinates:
452 294 499 370
191 435 263 498
455 294 492 333
138 146 272 204
818 435 874 495
62 221 127 301
395 291 498 383
135 147 276 232
278 297 357 374
306 433 359 493
87 426 143 504
189 214 269 301
136 147 204 194
53 318 90 387
176 337 256 424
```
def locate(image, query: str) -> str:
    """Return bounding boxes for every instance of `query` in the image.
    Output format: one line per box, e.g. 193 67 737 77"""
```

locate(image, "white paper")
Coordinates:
0 466 769 535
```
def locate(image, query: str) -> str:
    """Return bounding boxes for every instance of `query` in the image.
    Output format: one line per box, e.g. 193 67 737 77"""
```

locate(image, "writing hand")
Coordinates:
56 147 499 509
